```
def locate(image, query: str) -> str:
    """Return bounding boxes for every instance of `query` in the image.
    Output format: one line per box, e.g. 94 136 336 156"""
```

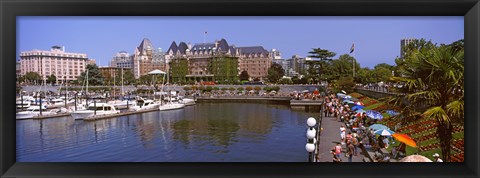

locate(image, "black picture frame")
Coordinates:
1 0 479 177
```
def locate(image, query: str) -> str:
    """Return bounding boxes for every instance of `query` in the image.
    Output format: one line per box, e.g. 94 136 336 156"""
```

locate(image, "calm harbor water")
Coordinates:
16 102 316 162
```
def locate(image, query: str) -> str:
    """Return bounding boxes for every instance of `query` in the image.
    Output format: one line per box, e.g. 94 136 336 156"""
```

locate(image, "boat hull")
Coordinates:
159 103 185 111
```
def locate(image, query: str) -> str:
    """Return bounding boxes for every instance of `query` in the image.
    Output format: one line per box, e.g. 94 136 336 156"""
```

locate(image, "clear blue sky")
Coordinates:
17 16 463 69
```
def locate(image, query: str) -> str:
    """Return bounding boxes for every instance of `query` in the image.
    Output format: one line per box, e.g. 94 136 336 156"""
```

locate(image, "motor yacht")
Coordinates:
70 103 119 120
16 105 56 119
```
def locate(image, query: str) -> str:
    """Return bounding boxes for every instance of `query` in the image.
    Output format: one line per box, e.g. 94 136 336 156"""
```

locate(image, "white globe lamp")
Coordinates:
307 117 316 127
305 143 316 152
306 128 316 139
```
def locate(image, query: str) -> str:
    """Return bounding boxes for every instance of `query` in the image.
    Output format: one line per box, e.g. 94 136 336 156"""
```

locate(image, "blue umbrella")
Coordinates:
337 93 346 97
355 109 366 113
386 110 400 116
366 110 383 120
369 124 389 131
351 105 365 111
345 100 355 104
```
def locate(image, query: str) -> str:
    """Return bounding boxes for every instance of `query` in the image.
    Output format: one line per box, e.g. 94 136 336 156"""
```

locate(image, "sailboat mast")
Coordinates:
113 68 116 99
86 70 89 95
121 67 124 95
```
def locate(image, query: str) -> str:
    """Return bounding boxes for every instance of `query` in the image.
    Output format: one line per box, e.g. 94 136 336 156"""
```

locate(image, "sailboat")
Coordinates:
157 70 184 111
109 67 136 109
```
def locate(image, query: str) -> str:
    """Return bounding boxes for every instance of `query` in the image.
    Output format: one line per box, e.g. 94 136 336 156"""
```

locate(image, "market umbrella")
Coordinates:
374 129 394 136
355 109 366 113
399 155 432 162
355 101 364 106
345 100 355 104
366 110 383 120
147 69 166 75
337 93 346 97
369 124 389 131
386 110 400 116
352 105 365 111
392 133 417 148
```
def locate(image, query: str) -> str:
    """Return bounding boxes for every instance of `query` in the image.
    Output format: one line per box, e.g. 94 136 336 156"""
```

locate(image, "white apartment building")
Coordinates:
20 45 90 84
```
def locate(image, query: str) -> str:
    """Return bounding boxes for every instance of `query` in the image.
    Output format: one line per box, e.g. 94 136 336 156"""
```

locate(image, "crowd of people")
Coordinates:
323 93 401 162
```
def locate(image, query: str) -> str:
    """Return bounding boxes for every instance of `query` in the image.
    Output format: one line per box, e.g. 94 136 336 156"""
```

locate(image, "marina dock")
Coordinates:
83 107 159 121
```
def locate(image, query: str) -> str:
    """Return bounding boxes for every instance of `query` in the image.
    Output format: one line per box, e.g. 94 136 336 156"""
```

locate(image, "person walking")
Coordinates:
334 143 342 160
331 149 342 162
340 125 346 143
352 135 359 156
347 142 355 162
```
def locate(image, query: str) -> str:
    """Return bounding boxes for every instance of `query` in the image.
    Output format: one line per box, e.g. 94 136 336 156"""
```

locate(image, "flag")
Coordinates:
350 43 355 53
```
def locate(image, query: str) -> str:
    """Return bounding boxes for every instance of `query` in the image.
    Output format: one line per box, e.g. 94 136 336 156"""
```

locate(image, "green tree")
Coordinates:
138 75 152 85
307 48 337 83
17 75 26 83
336 76 355 93
388 40 464 162
355 67 373 84
46 74 57 84
122 70 135 85
267 63 284 83
239 70 250 81
169 58 188 84
25 72 42 84
278 78 293 84
324 54 360 81
78 64 104 86
372 66 392 83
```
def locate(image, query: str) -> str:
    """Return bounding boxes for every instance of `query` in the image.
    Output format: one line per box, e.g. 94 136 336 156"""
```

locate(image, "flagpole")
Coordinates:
204 31 206 44
352 43 355 78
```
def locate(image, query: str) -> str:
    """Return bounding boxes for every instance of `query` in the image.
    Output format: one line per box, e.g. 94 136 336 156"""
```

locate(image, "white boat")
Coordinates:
16 106 56 119
47 97 75 108
70 103 119 120
129 97 158 111
16 99 31 109
109 100 137 110
159 103 185 111
180 98 196 106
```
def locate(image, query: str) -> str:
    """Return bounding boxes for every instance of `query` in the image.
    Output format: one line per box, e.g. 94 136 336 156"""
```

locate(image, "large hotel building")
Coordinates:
166 38 272 82
19 46 93 84
110 38 166 79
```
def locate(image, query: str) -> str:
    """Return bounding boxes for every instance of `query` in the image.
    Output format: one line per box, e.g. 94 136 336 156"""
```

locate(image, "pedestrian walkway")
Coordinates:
317 116 364 162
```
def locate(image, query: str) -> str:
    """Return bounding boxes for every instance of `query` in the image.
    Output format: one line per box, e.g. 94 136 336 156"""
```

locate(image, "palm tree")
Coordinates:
388 41 464 162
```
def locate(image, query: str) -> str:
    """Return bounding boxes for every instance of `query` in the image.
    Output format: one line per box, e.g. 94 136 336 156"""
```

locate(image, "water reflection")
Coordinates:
17 102 313 162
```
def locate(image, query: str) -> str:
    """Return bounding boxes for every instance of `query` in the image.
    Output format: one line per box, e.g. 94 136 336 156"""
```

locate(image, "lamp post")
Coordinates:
306 117 317 162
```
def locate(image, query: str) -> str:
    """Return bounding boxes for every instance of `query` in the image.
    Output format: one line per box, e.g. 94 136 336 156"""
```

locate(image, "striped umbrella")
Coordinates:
374 129 394 136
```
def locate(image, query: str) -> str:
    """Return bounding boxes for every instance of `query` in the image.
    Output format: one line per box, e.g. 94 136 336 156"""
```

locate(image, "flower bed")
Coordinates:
451 152 464 162
349 92 364 99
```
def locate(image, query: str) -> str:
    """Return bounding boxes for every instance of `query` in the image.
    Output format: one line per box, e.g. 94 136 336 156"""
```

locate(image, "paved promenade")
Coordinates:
317 116 364 162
